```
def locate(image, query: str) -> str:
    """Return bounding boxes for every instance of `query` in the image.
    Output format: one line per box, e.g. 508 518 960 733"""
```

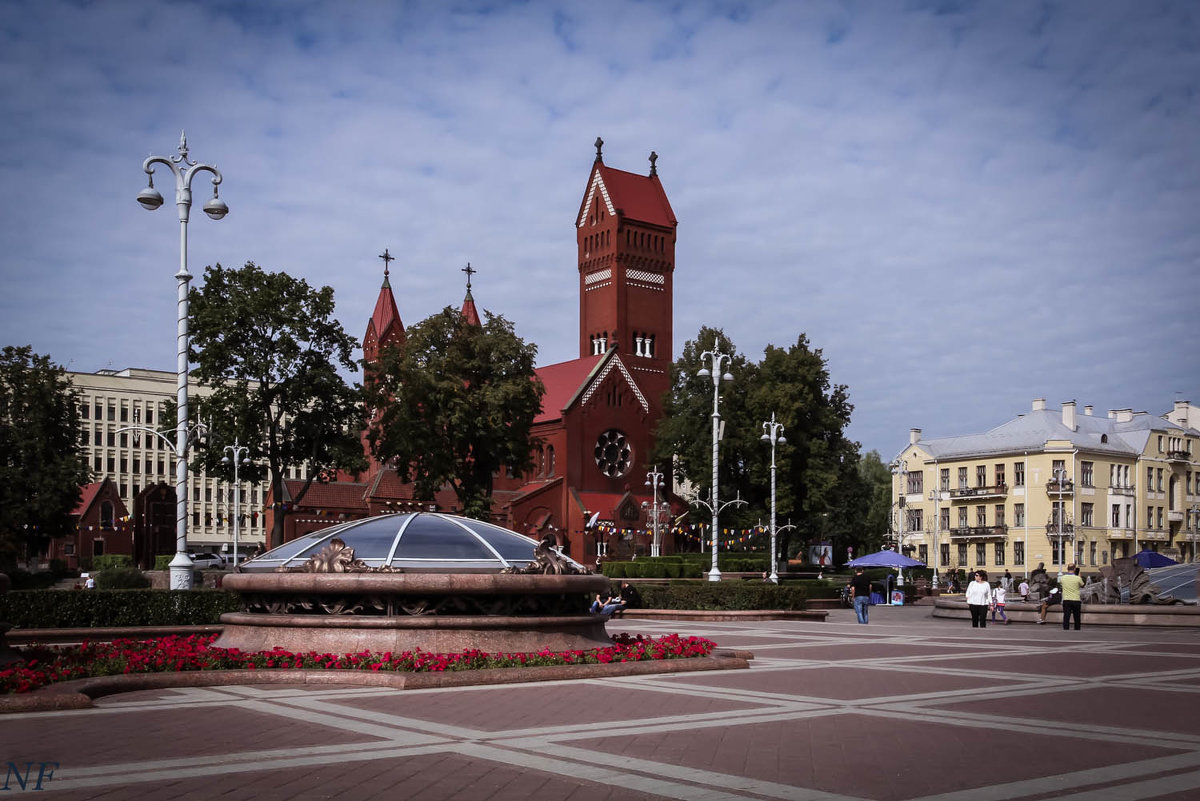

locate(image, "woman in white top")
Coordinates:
990 582 1009 624
965 571 992 628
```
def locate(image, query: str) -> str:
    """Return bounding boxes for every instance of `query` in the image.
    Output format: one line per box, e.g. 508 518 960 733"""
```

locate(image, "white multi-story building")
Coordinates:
69 367 271 554
891 399 1200 578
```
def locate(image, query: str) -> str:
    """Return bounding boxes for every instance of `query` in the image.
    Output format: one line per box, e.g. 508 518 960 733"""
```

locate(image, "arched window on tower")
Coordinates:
100 501 115 529
547 445 555 477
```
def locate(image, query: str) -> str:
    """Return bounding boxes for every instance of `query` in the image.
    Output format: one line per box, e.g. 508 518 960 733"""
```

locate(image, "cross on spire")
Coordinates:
594 136 604 163
462 262 476 291
649 151 658 176
379 248 394 277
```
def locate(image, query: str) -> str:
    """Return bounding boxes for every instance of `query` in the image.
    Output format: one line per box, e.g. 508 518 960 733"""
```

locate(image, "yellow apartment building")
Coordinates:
890 399 1200 580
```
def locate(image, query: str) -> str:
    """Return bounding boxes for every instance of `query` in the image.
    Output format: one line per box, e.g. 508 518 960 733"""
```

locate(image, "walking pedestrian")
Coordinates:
991 581 1009 624
966 571 992 628
850 567 872 624
1060 564 1084 630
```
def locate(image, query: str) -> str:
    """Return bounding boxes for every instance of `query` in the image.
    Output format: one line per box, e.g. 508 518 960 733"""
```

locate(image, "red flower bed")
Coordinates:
0 633 716 695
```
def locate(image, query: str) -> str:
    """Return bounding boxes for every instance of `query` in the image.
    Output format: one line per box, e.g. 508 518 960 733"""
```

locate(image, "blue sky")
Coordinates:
0 0 1197 460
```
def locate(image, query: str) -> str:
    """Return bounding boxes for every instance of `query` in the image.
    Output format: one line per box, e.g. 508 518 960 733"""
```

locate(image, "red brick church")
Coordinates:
271 140 683 563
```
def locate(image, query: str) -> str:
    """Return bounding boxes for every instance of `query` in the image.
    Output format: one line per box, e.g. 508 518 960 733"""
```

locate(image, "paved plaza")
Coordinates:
3 605 1200 800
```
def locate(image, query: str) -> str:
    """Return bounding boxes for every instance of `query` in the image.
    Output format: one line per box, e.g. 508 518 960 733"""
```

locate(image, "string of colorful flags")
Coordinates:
590 521 773 549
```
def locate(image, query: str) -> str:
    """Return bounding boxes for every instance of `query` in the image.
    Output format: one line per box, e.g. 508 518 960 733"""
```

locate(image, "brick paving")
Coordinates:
3 605 1200 800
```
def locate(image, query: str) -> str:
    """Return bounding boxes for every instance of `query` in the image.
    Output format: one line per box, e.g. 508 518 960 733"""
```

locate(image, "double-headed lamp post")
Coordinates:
138 131 228 590
760 413 787 584
696 350 740 581
222 440 251 569
645 466 665 558
1052 466 1068 571
928 487 941 588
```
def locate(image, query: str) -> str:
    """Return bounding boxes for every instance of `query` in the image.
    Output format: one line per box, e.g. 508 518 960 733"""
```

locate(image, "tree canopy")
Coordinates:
0 346 89 564
188 262 366 547
651 327 865 563
366 307 544 519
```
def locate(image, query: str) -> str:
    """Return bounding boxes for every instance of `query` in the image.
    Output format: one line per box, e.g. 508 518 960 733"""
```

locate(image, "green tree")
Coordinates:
0 346 90 565
652 329 863 563
857 450 893 554
366 307 544 519
188 262 366 548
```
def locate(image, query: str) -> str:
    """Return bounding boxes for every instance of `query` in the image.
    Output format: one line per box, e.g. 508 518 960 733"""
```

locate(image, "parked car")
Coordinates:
188 553 226 570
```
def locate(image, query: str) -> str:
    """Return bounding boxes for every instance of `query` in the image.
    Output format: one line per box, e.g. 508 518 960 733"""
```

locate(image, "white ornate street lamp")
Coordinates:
137 131 228 590
1052 466 1069 572
928 487 942 588
222 440 251 569
760 412 787 583
644 466 665 558
693 350 743 581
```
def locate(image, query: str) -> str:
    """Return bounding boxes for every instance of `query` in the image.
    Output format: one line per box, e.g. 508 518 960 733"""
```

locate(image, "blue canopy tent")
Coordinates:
847 550 926 569
1134 550 1177 569
846 550 926 605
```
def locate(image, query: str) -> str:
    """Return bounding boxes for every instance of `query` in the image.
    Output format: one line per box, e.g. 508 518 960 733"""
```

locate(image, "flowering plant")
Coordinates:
0 633 715 695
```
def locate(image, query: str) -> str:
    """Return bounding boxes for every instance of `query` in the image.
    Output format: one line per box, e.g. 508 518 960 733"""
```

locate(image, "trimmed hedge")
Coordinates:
0 589 240 628
95 568 152 590
92 554 134 571
611 581 808 611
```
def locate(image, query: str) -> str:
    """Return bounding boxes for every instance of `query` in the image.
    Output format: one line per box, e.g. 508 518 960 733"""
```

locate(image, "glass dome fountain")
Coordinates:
241 512 587 573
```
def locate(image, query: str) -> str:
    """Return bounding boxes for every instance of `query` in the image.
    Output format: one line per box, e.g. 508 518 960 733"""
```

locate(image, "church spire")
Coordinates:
364 248 404 365
460 262 481 327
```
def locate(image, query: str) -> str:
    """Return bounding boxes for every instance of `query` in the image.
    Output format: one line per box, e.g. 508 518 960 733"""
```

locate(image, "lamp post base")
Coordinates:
168 553 194 591
707 567 722 582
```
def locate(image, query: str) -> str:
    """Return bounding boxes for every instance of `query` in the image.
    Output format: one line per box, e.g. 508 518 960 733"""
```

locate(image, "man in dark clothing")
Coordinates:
850 567 873 624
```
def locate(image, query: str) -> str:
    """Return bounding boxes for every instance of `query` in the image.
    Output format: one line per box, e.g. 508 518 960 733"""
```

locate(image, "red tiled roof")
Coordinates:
533 355 604 423
285 479 367 510
578 491 630 521
460 292 481 327
72 481 104 516
590 164 676 229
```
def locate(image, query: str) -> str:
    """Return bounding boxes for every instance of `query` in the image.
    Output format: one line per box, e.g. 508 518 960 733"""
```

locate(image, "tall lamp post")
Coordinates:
693 350 742 581
760 412 787 584
645 466 665 558
1052 466 1069 572
222 440 251 569
137 131 229 590
928 487 941 588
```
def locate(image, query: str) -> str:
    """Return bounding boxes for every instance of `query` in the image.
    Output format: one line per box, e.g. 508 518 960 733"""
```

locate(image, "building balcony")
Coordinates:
948 484 1008 500
948 525 1008 540
1045 517 1075 537
1108 484 1136 496
1046 479 1074 495
1169 510 1184 523
1106 529 1134 541
1167 450 1191 463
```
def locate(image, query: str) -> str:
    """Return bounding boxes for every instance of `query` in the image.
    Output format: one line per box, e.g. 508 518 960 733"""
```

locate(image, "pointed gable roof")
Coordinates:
532 351 649 425
577 160 676 230
460 287 481 327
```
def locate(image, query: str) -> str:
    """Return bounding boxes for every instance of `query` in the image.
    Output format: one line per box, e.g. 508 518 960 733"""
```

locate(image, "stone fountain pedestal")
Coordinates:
216 571 613 655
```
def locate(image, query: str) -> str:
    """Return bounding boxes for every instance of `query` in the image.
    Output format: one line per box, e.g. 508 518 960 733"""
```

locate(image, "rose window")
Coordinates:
594 429 632 477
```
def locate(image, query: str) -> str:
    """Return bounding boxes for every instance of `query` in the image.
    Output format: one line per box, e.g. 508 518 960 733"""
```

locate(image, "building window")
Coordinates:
995 505 1005 528
1013 541 1024 565
1014 462 1025 487
995 464 1005 487
941 543 950 565
594 429 632 478
976 543 986 565
1158 435 1164 452
957 543 968 565
976 466 987 487
957 508 968 528
907 509 923 531
1112 504 1121 528
1089 541 1097 566
976 506 987 527
546 445 555 477
918 544 928 564
1157 507 1163 528
1081 461 1093 488
994 543 1005 565
99 501 114 528
1157 468 1164 491
1052 540 1064 564
1014 503 1025 527
940 468 949 491
940 508 950 531
1148 467 1154 490
906 471 923 495
957 467 968 489
1081 503 1093 527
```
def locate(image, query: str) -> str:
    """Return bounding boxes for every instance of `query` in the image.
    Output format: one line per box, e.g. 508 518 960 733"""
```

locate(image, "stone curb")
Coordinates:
620 610 827 621
931 597 1200 626
0 651 750 714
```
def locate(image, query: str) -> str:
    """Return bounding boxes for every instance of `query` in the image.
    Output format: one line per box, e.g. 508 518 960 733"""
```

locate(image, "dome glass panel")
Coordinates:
242 512 583 573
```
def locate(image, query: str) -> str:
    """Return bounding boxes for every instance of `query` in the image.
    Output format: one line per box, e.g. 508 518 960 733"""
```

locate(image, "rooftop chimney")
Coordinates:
910 428 922 445
1032 398 1047 412
1113 408 1133 423
1062 401 1077 431
1084 405 1093 416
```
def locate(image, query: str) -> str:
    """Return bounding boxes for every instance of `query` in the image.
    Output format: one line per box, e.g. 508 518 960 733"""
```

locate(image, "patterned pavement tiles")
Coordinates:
4 605 1200 800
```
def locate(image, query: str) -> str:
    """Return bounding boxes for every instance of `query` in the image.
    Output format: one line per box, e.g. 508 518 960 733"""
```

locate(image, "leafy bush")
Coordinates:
92 554 134 571
0 589 240 628
2 570 59 591
95 568 151 590
154 555 172 570
616 581 808 611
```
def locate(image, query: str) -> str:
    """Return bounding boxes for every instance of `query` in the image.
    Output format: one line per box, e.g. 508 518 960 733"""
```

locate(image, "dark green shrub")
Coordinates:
0 589 240 628
92 554 134 571
95 567 151 590
631 581 808 611
3 570 59 590
154 555 172 570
